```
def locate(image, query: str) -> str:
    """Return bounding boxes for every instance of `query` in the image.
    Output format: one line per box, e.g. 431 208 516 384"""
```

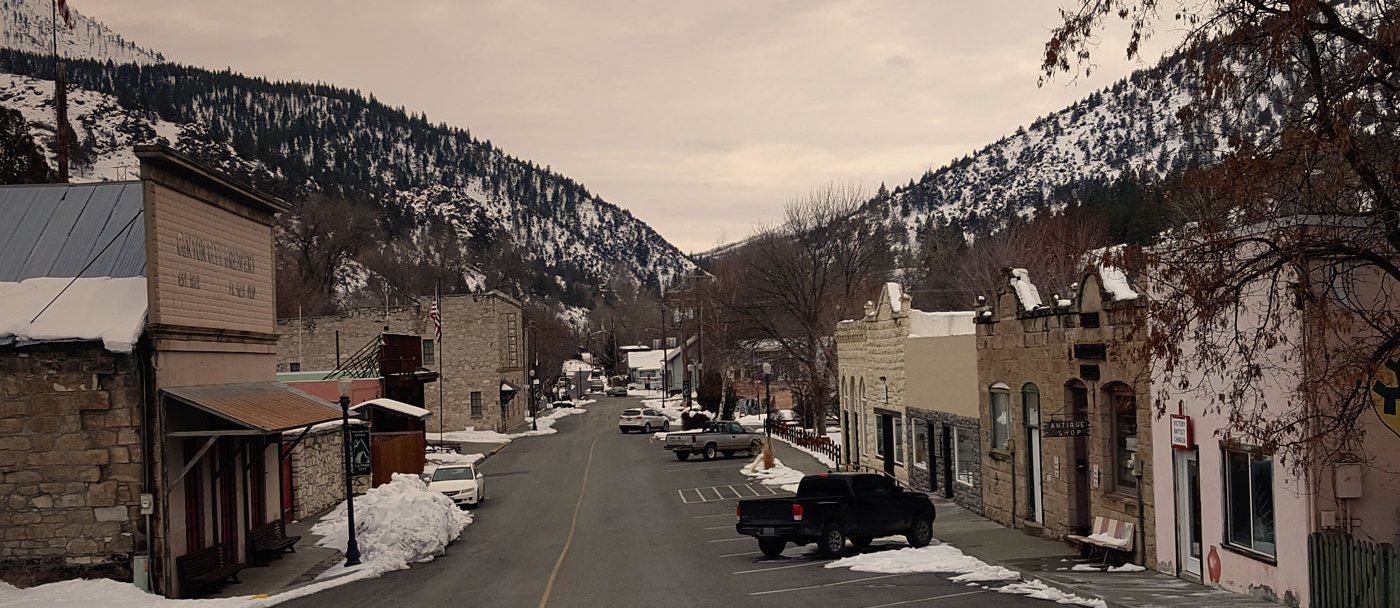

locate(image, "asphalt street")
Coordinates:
281 396 1060 608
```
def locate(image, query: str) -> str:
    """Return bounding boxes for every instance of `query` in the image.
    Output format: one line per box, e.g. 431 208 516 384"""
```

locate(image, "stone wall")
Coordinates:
976 271 1156 566
906 408 983 515
286 423 368 520
0 343 145 586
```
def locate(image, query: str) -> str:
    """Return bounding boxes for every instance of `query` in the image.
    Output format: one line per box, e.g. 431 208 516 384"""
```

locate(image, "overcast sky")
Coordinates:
84 0 1172 253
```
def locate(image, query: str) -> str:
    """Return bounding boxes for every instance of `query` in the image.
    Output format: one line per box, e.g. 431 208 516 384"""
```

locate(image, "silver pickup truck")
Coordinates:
664 421 765 461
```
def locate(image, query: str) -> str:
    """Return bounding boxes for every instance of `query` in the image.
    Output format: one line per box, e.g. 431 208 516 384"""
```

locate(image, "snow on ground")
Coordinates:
427 407 586 444
424 451 484 476
312 474 472 580
995 580 1107 607
1106 563 1145 572
740 454 805 492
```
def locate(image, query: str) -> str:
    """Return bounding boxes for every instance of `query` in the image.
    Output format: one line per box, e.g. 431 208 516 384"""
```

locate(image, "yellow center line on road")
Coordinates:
536 433 601 608
855 589 988 608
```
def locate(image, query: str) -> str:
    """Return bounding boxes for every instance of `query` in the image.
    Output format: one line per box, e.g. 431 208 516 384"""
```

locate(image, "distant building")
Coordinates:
626 349 663 389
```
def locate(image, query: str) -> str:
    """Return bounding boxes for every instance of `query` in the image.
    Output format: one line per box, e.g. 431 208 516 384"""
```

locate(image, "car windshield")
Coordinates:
622 409 640 416
432 466 475 481
797 477 851 498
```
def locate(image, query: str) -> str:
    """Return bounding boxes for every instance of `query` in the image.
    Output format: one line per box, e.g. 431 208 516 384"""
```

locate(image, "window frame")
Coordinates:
470 391 483 417
422 339 435 365
1109 387 1139 492
913 419 929 470
989 385 1011 451
894 414 905 465
1223 447 1276 559
875 413 886 459
953 426 975 487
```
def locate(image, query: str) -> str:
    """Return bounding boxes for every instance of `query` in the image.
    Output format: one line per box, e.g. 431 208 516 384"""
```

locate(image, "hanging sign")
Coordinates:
1170 414 1193 449
349 426 372 476
1043 419 1090 438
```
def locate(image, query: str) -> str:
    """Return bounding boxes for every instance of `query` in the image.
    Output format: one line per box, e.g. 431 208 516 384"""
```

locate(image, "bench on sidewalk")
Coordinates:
176 543 245 596
250 520 301 564
1066 516 1134 563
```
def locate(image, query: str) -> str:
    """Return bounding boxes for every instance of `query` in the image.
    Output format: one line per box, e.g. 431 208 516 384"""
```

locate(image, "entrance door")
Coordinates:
1174 449 1203 578
940 425 954 499
881 415 895 476
1066 381 1091 532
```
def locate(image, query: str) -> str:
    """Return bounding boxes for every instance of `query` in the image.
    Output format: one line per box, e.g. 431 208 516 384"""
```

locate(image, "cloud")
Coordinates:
886 55 914 68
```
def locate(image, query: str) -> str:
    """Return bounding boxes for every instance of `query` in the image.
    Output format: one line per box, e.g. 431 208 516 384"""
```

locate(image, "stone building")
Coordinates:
975 267 1156 567
837 283 982 513
276 292 529 434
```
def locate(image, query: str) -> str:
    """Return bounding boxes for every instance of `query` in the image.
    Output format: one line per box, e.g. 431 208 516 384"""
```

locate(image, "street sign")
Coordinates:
1170 414 1193 449
349 426 372 476
1043 419 1090 438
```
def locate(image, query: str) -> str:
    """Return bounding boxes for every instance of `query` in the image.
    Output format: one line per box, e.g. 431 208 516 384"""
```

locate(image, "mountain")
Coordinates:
0 19 694 313
1 0 163 65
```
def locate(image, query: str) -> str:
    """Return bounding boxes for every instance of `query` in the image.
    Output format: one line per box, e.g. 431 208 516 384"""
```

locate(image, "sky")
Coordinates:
83 0 1174 253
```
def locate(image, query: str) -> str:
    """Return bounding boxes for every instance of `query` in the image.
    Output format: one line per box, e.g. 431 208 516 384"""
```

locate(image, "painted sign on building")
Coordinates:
1370 356 1400 439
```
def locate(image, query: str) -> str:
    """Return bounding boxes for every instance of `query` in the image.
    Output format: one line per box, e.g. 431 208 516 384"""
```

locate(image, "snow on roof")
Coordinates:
351 398 432 419
562 359 592 374
0 277 147 352
1098 266 1139 301
1008 268 1045 311
628 349 664 371
885 282 904 313
908 311 976 338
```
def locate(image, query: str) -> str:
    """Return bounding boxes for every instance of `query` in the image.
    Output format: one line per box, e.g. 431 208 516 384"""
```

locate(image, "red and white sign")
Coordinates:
1170 414 1193 450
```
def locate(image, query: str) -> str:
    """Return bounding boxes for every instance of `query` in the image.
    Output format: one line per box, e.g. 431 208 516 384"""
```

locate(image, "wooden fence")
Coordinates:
765 419 841 465
1309 532 1399 608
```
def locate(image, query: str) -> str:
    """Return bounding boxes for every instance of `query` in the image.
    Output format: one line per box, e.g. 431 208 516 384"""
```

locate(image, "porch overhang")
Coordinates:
162 382 343 435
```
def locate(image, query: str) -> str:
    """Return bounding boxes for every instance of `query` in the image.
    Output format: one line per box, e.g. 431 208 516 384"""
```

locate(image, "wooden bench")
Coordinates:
250 520 301 564
1066 516 1135 563
176 543 245 596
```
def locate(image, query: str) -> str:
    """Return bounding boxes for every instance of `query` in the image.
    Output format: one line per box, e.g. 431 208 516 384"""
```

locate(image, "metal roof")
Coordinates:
0 181 146 281
162 382 344 433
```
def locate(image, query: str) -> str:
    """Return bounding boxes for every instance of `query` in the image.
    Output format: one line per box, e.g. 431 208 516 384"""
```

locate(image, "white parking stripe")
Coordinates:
719 551 762 558
707 537 750 543
855 589 988 608
693 513 735 519
748 573 911 596
733 560 833 575
703 525 735 530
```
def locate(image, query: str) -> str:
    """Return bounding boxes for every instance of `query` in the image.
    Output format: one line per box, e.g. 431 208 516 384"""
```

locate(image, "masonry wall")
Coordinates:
286 424 368 520
906 407 984 514
0 344 145 586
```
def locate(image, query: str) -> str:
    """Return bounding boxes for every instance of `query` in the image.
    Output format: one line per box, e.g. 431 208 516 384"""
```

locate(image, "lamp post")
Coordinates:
762 362 773 439
337 378 362 567
531 373 539 431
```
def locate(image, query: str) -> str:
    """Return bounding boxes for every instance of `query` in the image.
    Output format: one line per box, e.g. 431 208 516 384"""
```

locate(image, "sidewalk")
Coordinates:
765 436 1278 608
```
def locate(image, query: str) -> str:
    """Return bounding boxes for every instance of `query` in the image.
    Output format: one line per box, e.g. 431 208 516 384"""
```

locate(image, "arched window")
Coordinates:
989 383 1011 450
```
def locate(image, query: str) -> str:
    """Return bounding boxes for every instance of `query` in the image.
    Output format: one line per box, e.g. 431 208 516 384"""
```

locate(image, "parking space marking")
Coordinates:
692 513 734 519
707 537 750 543
748 573 911 596
703 525 735 530
856 589 988 608
733 560 833 575
719 551 761 558
678 483 792 503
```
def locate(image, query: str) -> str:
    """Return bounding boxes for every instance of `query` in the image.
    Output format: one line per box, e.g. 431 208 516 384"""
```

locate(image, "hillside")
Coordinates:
0 0 163 65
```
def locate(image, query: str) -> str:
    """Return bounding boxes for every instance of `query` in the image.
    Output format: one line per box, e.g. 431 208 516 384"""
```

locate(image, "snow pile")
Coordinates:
0 277 147 353
424 451 484 476
429 407 585 444
907 310 975 338
1107 563 1146 573
313 474 472 577
1008 269 1044 310
740 454 806 492
996 580 1107 607
826 543 1020 582
886 282 904 312
1098 266 1139 301
0 579 261 607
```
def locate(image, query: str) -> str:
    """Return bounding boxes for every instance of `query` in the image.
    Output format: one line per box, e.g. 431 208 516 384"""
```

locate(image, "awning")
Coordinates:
162 382 343 435
500 380 520 393
351 398 431 420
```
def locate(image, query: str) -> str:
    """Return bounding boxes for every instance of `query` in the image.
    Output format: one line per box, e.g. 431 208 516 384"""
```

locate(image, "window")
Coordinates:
422 339 435 365
894 415 905 465
875 414 886 458
1110 387 1138 490
1022 384 1040 428
470 392 483 417
989 386 1011 450
913 419 928 469
289 362 300 372
860 380 868 455
954 427 975 486
1225 449 1276 557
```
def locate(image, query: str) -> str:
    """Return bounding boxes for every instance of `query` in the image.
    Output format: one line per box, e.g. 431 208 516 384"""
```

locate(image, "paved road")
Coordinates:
282 396 1054 608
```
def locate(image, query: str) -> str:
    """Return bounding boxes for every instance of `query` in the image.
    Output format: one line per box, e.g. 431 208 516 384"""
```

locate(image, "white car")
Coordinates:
428 464 485 507
619 407 670 433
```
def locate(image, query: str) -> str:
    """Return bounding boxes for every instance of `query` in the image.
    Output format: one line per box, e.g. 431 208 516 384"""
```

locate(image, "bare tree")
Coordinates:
275 195 379 317
936 207 1111 309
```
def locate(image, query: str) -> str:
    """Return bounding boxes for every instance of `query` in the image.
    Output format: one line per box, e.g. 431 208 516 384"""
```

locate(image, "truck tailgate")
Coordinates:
737 498 797 526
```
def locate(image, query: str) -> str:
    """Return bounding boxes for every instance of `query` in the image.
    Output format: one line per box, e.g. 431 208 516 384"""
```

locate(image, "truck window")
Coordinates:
852 475 894 497
797 477 852 498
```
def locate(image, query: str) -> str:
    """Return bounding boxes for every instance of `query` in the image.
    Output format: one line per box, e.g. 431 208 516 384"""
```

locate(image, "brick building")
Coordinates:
276 292 529 434
837 283 982 513
975 267 1156 567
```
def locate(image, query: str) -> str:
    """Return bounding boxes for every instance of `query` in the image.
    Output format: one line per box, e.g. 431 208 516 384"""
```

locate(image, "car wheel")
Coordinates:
644 423 652 433
722 450 735 458
818 523 846 557
662 421 670 431
675 451 690 461
703 444 718 461
850 536 873 549
906 516 934 548
758 538 786 558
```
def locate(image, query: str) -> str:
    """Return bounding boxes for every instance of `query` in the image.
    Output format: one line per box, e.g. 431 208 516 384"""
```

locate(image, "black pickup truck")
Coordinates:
736 472 936 557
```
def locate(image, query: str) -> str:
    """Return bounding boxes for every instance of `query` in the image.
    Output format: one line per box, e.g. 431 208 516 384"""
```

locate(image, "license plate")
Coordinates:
762 527 775 536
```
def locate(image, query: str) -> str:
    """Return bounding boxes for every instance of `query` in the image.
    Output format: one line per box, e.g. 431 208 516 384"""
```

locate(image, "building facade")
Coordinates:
276 292 529 434
975 267 1156 567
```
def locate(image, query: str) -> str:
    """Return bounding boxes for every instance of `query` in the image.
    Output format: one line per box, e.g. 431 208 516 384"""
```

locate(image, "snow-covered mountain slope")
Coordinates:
0 0 163 65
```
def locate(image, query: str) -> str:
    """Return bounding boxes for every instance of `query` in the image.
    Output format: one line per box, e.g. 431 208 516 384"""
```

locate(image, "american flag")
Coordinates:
430 300 441 342
57 0 74 30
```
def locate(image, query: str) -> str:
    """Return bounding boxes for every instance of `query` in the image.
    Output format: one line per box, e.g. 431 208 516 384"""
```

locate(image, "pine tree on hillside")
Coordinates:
0 105 53 184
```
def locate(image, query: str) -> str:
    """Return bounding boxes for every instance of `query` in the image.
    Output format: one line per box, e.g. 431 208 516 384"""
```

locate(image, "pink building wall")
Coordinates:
285 378 381 406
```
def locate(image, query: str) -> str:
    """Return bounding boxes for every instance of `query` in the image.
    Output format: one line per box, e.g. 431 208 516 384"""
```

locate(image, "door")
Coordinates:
1066 382 1092 532
1024 388 1044 524
881 416 896 476
940 425 953 499
1174 449 1203 578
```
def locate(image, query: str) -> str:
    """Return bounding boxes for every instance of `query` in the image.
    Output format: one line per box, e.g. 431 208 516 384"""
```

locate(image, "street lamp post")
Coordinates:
530 370 538 431
762 362 773 440
337 378 362 567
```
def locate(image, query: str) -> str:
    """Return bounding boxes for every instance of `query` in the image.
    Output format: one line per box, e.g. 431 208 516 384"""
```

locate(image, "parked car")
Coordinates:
664 421 764 461
606 386 628 397
427 464 485 508
773 409 801 426
736 472 935 557
618 408 669 433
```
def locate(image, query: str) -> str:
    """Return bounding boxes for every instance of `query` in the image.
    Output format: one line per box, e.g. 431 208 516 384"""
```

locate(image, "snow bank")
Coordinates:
0 277 147 353
826 543 1020 582
312 474 472 578
1008 269 1044 310
428 407 585 444
996 580 1107 607
740 454 805 492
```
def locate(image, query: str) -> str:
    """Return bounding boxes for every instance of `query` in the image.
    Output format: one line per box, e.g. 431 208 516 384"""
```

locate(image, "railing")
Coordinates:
323 336 381 380
765 419 840 466
1309 532 1399 608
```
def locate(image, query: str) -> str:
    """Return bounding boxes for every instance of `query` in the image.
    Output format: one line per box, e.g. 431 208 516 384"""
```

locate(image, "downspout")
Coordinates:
135 338 157 594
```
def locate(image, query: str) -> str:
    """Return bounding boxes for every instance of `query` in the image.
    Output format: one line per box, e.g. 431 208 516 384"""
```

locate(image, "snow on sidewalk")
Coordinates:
427 406 586 443
739 454 805 492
